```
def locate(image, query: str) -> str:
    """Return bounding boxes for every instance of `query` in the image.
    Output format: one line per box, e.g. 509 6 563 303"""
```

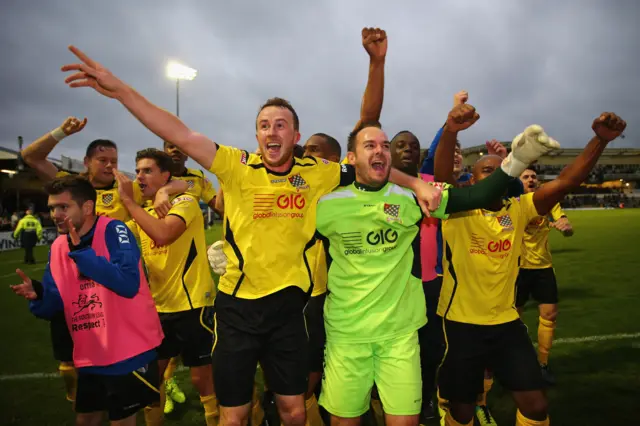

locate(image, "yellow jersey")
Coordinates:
438 192 539 325
127 194 214 313
55 171 143 222
521 203 565 269
308 240 328 296
209 145 353 299
172 167 216 204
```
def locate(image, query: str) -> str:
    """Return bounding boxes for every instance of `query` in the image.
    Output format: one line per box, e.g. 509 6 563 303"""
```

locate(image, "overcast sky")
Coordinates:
1 0 638 179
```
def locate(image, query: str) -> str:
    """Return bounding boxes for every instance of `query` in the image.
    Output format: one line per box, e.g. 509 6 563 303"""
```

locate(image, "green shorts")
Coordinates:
319 331 422 417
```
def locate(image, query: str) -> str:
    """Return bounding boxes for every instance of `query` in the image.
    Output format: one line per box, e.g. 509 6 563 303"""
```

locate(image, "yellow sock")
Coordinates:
58 363 77 402
201 394 219 426
164 357 179 381
477 377 493 406
304 394 323 426
144 383 165 426
516 410 549 425
443 411 473 426
537 317 556 365
251 384 264 426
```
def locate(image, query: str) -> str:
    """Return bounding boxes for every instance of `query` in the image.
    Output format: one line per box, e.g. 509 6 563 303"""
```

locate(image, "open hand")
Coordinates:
62 46 126 99
114 170 134 203
486 139 507 159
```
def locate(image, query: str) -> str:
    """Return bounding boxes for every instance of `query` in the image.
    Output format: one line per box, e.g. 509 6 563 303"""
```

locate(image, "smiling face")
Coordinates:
520 169 539 193
348 126 391 187
255 106 301 172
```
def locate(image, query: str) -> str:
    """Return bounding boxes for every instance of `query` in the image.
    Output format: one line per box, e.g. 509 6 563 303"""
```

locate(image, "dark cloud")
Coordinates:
1 0 638 181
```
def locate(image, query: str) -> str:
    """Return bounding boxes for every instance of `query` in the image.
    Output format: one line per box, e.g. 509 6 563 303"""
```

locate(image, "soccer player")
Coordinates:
161 139 218 413
13 208 43 264
11 175 164 426
115 149 217 426
434 113 626 426
390 131 421 177
20 117 187 404
315 102 558 426
517 167 574 385
61 38 442 426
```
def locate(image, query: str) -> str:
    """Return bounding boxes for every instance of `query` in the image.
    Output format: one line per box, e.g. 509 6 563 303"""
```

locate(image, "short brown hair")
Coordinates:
45 175 97 211
347 121 382 153
257 97 300 131
135 148 174 175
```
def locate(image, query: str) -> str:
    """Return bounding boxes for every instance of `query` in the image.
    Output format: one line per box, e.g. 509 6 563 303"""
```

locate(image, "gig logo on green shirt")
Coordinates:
339 228 399 256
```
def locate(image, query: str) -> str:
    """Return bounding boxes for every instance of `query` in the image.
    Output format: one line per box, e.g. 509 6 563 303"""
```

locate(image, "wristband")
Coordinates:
50 127 67 142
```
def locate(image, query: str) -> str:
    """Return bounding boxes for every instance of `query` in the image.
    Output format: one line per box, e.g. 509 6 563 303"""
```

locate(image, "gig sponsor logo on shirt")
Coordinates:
252 193 306 220
339 228 398 255
468 232 512 259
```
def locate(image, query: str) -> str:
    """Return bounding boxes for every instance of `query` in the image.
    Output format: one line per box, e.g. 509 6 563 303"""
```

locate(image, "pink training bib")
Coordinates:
419 173 439 282
49 216 163 368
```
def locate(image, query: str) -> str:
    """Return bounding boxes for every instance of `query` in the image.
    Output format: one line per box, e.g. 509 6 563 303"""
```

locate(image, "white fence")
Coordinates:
0 228 58 252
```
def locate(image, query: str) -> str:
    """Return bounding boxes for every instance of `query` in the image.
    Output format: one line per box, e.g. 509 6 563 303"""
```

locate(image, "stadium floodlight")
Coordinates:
166 61 197 81
1 169 16 175
166 61 197 117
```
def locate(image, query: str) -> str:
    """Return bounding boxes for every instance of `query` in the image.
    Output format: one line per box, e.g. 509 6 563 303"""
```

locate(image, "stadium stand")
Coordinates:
461 143 640 208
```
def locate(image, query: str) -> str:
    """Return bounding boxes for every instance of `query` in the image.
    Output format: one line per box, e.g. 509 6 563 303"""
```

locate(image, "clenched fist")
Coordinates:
61 116 87 136
362 27 387 61
446 104 480 133
592 112 626 143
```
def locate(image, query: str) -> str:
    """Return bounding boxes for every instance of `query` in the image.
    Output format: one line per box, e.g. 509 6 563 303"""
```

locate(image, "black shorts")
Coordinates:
305 293 326 373
50 312 74 363
157 306 214 367
75 358 160 421
516 267 558 307
438 318 546 404
212 287 308 407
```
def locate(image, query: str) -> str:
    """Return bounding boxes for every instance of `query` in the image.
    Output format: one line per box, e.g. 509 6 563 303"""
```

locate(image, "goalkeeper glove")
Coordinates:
207 240 227 276
501 125 560 177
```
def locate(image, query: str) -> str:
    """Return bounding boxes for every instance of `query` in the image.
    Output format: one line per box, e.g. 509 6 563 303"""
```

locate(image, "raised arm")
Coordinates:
532 113 626 215
434 91 473 184
116 173 187 247
20 117 87 181
62 46 218 170
354 27 386 129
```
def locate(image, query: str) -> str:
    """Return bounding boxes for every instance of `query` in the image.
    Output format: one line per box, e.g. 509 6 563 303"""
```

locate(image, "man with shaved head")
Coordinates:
434 113 626 426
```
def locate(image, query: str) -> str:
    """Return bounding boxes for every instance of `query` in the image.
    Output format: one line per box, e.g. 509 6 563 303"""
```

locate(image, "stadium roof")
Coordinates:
461 142 640 165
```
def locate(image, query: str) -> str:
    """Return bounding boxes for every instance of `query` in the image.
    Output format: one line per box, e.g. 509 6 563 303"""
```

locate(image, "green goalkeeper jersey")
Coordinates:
316 181 450 343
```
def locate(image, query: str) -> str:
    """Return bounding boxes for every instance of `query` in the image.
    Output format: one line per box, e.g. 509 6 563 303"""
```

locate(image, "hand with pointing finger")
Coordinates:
62 46 127 99
65 217 81 246
11 269 37 300
453 91 468 107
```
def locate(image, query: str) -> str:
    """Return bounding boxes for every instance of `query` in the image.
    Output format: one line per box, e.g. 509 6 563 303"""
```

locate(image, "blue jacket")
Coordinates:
29 217 156 374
